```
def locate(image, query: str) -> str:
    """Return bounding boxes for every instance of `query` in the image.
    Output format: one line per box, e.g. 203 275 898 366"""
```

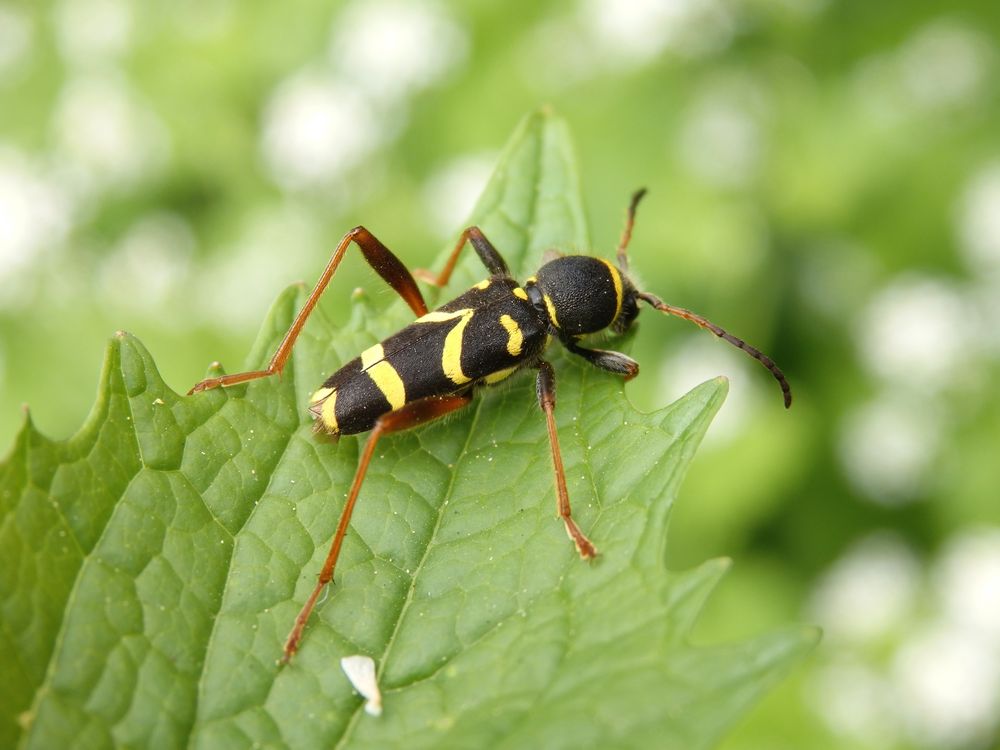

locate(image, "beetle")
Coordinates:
189 190 792 662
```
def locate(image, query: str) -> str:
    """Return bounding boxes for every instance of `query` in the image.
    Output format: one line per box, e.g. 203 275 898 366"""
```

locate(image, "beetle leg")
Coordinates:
414 226 511 287
281 393 473 663
562 338 639 380
190 226 429 393
535 361 597 560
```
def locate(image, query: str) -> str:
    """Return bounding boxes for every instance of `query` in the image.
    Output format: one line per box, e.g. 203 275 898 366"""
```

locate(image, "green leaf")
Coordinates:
1 111 816 750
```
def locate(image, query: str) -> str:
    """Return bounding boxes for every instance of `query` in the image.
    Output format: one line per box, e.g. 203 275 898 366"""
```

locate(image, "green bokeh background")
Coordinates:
2 1 998 748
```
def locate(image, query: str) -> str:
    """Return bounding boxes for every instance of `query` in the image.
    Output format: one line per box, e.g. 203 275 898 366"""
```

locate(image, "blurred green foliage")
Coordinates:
2 1 999 748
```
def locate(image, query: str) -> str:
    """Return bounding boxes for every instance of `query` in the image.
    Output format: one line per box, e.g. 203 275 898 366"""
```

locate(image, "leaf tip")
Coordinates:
767 624 824 661
698 376 730 416
667 557 736 635
711 555 733 574
16 708 34 732
109 329 151 364
655 376 729 443
689 556 733 588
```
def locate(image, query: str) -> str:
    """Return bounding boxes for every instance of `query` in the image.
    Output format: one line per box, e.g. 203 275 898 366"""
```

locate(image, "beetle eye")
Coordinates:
612 293 639 334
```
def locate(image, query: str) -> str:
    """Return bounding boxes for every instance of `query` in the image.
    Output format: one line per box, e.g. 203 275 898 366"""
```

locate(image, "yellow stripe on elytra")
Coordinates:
499 315 523 356
310 387 338 432
411 307 476 385
483 366 517 384
311 386 334 404
512 287 528 300
414 309 468 324
368 361 406 409
474 279 490 290
442 309 474 384
359 342 406 410
543 294 559 329
360 343 384 369
321 389 338 430
600 259 623 318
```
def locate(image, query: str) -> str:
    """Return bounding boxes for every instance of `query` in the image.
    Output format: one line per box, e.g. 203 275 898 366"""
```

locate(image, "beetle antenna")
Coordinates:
637 291 792 408
616 188 648 271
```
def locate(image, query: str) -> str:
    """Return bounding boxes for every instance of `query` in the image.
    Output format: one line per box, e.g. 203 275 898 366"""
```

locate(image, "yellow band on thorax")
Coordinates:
543 294 559 329
599 258 623 319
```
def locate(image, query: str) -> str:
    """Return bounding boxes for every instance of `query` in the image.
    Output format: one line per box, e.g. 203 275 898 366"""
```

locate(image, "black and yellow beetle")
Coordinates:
189 190 792 661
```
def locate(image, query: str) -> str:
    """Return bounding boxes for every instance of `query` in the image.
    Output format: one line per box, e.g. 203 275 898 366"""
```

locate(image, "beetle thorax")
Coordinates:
528 255 635 336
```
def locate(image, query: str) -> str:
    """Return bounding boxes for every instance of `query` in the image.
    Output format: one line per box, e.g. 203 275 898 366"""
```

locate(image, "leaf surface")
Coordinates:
0 111 816 750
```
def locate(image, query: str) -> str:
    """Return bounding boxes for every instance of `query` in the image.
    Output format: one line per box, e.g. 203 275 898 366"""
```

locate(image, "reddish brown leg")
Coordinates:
414 226 511 287
535 361 597 560
189 226 430 394
281 394 473 663
615 188 647 271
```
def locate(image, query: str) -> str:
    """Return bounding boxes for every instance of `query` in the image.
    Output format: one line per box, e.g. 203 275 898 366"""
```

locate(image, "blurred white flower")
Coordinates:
262 1 466 193
899 20 993 111
523 0 740 89
957 161 1000 280
935 528 1000 641
808 529 1000 748
839 393 940 503
850 52 911 127
197 205 321 330
580 0 733 65
893 622 1000 748
852 19 993 127
677 79 766 188
330 0 467 104
517 18 594 91
658 335 762 444
53 0 132 66
174 0 234 41
807 657 900 745
261 71 381 191
422 152 496 235
810 532 921 644
856 275 976 392
798 238 878 319
970 281 1000 356
0 4 31 80
99 213 195 316
0 148 74 289
52 74 170 195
